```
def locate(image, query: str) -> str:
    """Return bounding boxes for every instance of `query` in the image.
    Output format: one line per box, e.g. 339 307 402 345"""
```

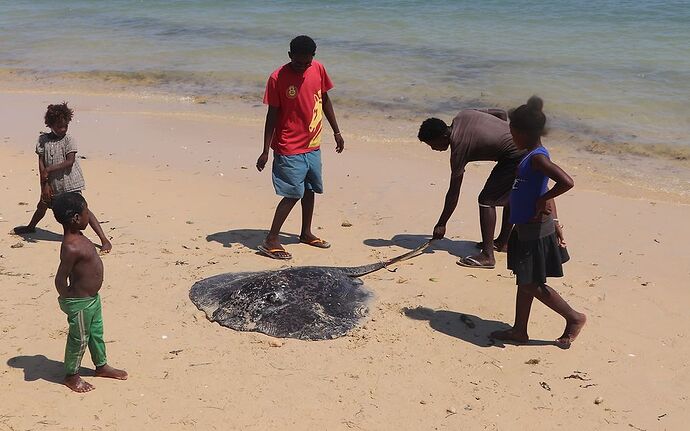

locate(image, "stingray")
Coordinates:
189 241 430 340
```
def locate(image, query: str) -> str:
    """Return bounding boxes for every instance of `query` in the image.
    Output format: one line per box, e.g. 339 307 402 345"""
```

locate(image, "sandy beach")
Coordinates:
1 87 689 430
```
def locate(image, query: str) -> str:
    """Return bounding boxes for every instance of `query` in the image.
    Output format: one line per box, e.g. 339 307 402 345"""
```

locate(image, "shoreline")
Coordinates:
1 72 689 205
2 67 690 166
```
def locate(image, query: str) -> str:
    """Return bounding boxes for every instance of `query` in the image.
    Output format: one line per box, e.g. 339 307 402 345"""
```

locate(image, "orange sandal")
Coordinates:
257 245 292 260
300 238 331 249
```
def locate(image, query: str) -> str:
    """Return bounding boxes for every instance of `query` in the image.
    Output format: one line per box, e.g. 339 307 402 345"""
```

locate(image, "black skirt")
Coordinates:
507 219 567 285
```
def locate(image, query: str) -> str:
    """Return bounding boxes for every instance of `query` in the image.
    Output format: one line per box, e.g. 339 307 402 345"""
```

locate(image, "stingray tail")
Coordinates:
340 240 433 277
381 240 432 268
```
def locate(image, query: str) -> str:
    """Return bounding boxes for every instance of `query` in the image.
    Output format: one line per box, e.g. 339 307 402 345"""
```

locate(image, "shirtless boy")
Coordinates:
52 192 127 392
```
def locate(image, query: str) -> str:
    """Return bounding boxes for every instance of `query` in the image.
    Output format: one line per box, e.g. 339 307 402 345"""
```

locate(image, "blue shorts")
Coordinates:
272 149 323 199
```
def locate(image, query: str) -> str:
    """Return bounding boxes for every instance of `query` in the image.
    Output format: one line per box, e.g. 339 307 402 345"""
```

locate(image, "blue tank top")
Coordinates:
510 146 550 224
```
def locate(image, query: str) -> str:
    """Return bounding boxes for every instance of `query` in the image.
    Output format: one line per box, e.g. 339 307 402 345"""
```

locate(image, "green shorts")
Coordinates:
59 294 107 375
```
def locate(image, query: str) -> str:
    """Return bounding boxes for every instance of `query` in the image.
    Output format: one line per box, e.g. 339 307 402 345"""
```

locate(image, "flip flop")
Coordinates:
257 245 292 260
456 256 495 269
300 238 331 249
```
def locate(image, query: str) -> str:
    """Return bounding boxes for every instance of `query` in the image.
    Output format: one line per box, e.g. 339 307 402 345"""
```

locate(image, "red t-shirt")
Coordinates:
263 60 334 155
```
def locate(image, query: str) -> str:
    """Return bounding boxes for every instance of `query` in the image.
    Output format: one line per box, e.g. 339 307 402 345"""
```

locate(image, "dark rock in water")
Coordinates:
189 241 430 340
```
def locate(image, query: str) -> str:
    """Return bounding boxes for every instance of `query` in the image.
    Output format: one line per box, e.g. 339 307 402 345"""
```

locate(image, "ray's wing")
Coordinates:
190 271 262 314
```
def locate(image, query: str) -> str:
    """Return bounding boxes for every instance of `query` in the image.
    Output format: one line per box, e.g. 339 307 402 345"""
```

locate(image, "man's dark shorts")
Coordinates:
478 155 522 207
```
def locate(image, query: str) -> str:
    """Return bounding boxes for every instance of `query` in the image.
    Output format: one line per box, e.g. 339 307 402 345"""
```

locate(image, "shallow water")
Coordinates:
1 0 689 149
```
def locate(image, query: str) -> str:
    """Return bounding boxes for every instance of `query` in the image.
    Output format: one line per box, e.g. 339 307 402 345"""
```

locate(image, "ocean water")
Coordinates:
1 0 689 151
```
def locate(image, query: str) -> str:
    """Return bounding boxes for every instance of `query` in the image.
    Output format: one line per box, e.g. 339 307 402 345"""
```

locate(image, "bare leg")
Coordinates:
494 205 513 252
491 283 535 343
492 283 586 347
14 200 48 234
88 210 112 253
533 283 586 347
64 374 95 393
95 364 128 380
462 205 497 267
264 197 299 253
299 190 317 242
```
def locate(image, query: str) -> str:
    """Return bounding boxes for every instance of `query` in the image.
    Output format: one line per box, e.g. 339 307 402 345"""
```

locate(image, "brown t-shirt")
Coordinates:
449 110 520 178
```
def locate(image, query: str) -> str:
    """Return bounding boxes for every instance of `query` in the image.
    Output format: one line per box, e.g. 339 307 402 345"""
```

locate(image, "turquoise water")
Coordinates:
1 0 689 149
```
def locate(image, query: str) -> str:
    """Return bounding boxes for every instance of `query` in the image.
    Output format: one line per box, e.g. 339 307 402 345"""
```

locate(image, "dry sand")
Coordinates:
1 89 689 430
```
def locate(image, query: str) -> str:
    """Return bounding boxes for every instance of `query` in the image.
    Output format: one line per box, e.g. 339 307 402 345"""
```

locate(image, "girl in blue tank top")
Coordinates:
491 96 586 349
510 146 550 224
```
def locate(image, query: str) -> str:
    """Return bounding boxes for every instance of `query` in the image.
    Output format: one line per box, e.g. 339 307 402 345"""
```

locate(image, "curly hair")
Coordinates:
417 118 448 143
44 102 74 127
52 192 86 225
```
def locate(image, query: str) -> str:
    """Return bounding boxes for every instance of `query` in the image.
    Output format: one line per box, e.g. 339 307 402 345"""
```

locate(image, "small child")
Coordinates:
52 192 127 392
14 103 112 253
491 96 586 348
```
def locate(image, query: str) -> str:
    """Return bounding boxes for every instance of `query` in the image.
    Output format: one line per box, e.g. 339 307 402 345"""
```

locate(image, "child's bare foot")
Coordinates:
556 313 587 348
490 328 529 343
13 226 36 234
64 374 95 393
100 240 113 254
95 364 128 380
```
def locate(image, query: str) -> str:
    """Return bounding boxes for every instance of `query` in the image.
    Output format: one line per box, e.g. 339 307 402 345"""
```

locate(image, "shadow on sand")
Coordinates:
364 233 478 259
403 306 560 348
206 228 300 250
7 355 93 385
12 227 62 243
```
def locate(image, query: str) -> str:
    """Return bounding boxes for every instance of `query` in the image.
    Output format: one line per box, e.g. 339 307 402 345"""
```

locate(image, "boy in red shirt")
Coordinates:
256 35 344 260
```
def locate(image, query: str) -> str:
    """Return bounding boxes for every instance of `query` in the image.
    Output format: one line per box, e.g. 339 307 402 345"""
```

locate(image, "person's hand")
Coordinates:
256 151 269 172
432 225 446 240
41 183 52 203
40 169 48 182
555 221 566 247
334 132 344 153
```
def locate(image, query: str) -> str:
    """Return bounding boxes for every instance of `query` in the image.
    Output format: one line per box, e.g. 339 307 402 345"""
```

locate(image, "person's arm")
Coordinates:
37 155 52 201
55 244 79 298
433 173 464 239
531 154 574 217
45 152 76 175
548 199 566 246
38 155 47 183
322 92 344 153
256 106 279 172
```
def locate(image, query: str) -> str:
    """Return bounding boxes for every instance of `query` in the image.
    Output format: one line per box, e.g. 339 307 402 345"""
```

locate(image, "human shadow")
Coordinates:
364 234 477 259
206 228 300 250
12 227 62 243
7 355 93 385
403 306 560 348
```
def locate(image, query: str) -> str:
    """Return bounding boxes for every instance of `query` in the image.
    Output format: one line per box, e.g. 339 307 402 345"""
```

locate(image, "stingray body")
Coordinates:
189 242 429 340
